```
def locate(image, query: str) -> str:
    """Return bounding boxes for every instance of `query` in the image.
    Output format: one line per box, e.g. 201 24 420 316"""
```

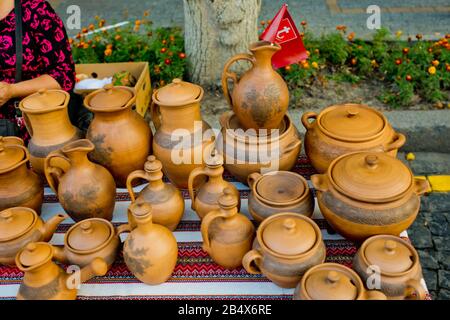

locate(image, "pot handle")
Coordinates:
404 279 427 300
126 170 151 202
188 167 209 210
221 53 256 108
201 210 228 252
242 249 263 275
247 172 262 188
44 150 71 194
150 100 161 131
283 139 302 155
311 174 329 192
52 245 69 264
385 132 406 152
363 290 387 300
301 112 318 130
413 178 430 196
116 223 132 236
219 111 231 128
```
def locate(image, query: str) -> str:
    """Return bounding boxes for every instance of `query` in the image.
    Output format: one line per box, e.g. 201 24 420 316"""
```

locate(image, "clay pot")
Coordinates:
216 112 301 183
312 152 429 242
84 85 152 187
222 41 289 130
0 136 43 214
247 171 314 223
0 207 67 266
188 150 240 219
121 202 178 285
201 188 254 269
353 235 427 300
293 263 387 300
242 213 326 288
151 79 214 189
18 89 84 176
126 155 184 231
302 104 406 173
44 139 116 222
53 218 130 271
16 242 107 300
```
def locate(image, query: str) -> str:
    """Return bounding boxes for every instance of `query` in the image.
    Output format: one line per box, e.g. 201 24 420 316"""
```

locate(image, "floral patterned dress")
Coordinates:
0 0 75 140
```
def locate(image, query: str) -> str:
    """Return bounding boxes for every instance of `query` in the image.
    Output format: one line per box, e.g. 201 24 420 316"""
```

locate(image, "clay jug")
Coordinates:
126 155 184 231
121 202 178 285
44 139 116 222
16 242 107 300
222 41 289 130
151 79 214 189
84 85 152 187
201 188 254 269
18 89 84 176
0 137 43 214
188 150 240 219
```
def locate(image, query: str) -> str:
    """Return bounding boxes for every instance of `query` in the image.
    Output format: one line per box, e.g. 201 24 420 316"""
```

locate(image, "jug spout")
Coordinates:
42 213 68 242
80 257 108 283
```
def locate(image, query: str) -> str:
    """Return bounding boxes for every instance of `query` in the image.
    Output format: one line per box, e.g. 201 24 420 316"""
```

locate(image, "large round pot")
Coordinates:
302 104 406 173
84 85 152 187
311 152 429 242
353 235 427 300
247 171 314 223
242 213 326 288
216 112 301 183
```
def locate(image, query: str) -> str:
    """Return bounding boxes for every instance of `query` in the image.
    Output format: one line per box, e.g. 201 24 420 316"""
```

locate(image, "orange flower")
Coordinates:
336 25 347 32
106 44 113 50
306 50 310 56
75 33 81 39
179 52 186 59
104 48 112 56
83 43 89 49
169 35 175 42
428 66 436 75
395 59 402 65
68 38 74 45
406 75 412 81
143 11 150 17
160 47 167 53
428 48 433 53
135 20 142 25
285 65 292 72
311 61 319 69
267 20 272 24
115 35 121 41
301 20 307 26
99 19 105 28
402 48 409 55
432 60 439 66
446 65 450 72
371 60 378 67
260 20 266 26
82 27 88 34
347 32 355 41
351 58 357 65
88 24 95 31
314 49 320 54
302 61 310 69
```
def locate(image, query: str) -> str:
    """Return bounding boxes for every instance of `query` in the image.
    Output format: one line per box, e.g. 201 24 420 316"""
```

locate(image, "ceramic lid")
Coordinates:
364 237 414 274
0 208 36 242
256 172 305 203
319 104 386 141
67 219 112 252
330 152 412 202
262 215 316 255
144 155 163 172
22 89 67 110
89 84 133 109
218 188 238 209
205 149 223 167
17 242 53 268
129 201 153 219
304 264 359 300
0 138 25 171
155 78 202 105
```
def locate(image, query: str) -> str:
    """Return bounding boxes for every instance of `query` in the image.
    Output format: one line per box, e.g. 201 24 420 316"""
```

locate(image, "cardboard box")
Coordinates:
75 62 152 117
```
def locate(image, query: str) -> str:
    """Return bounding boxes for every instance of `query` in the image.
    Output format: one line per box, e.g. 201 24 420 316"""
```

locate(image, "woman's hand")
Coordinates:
0 82 15 107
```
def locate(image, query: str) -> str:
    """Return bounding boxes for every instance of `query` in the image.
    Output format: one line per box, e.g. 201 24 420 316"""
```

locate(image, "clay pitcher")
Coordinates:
188 150 240 219
44 139 116 222
18 89 83 176
0 137 43 214
222 41 289 130
84 85 152 187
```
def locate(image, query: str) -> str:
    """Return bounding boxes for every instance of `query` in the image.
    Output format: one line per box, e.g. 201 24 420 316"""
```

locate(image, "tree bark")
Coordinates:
183 0 262 89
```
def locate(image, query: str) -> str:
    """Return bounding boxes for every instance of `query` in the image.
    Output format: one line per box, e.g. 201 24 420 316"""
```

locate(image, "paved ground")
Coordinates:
49 0 450 39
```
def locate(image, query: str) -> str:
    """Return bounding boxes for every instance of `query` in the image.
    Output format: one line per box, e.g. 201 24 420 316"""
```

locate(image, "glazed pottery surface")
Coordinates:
188 150 240 219
16 242 107 300
222 41 289 130
201 189 254 269
84 85 151 187
302 104 406 173
293 263 387 300
151 79 214 189
216 112 301 183
242 213 326 288
19 89 83 176
53 218 129 270
45 139 116 222
0 207 67 266
247 171 314 223
0 137 43 214
122 202 178 285
126 155 184 231
312 152 429 242
353 235 427 300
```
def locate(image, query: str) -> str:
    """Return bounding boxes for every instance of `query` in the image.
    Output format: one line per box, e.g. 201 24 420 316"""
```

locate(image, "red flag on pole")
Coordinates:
260 4 308 69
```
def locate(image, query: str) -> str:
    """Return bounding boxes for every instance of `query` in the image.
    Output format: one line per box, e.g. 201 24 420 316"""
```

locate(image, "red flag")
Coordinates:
260 4 308 69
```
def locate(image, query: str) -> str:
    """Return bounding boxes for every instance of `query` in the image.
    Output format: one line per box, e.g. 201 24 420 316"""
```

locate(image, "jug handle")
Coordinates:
242 249 263 275
311 174 329 192
247 172 262 189
200 210 228 252
301 112 318 130
22 113 34 137
126 170 150 202
413 178 430 196
404 279 427 300
221 53 256 108
150 100 161 131
188 167 209 210
385 132 406 152
116 223 132 236
44 151 71 194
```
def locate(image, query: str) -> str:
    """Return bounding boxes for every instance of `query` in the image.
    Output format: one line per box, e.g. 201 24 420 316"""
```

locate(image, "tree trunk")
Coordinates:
183 0 262 89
